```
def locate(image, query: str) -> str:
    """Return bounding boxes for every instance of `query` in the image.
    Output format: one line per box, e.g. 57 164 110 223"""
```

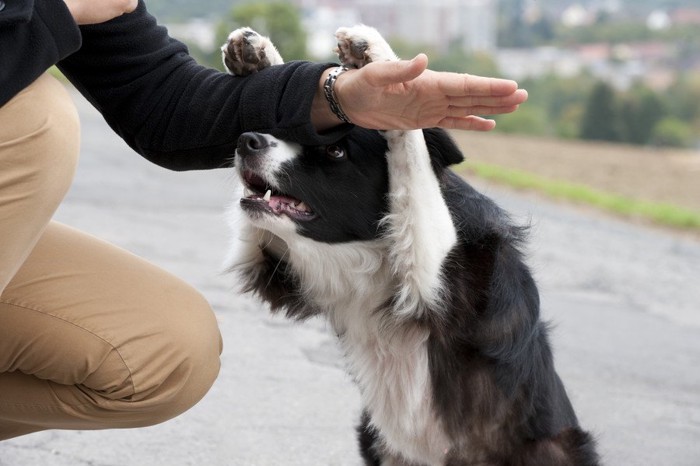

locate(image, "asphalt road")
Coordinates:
1 92 699 466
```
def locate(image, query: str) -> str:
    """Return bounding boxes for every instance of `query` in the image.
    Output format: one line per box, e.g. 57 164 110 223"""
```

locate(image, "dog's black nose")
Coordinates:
237 132 269 157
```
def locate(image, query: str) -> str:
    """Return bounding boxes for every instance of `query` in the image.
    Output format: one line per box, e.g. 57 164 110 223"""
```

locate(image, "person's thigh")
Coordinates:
0 222 222 439
0 73 80 292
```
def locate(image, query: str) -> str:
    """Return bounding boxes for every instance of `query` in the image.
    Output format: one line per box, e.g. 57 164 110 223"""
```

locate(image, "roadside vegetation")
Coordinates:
458 161 700 232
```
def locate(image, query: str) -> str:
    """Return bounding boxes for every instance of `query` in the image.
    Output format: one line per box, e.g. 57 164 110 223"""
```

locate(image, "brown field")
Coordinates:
450 131 700 214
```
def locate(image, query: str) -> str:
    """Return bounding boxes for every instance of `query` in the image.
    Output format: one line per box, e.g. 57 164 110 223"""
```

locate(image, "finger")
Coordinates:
439 116 496 131
448 104 521 117
363 54 428 87
440 73 521 98
448 89 528 108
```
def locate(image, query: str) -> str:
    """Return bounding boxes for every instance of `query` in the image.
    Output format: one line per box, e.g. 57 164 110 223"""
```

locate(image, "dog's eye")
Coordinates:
325 145 345 160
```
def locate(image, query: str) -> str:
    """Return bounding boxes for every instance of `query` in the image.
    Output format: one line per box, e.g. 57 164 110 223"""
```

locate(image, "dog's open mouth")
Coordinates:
240 170 315 221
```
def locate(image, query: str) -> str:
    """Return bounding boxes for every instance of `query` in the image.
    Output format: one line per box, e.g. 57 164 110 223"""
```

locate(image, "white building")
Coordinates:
295 0 498 59
301 6 362 59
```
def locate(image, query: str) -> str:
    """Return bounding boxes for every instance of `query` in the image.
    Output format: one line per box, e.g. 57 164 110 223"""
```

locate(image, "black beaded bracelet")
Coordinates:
323 66 352 124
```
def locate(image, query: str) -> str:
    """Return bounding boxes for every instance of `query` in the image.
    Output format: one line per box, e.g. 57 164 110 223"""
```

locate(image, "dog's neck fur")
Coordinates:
254 227 392 327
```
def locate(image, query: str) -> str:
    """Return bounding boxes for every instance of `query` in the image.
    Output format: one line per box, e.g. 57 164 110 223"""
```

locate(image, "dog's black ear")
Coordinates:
422 128 465 169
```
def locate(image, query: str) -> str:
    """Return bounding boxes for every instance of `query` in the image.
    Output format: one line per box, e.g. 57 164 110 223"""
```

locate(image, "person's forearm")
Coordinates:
58 1 350 171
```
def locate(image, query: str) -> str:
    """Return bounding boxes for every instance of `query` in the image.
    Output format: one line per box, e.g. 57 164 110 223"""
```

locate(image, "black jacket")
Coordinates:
0 0 349 170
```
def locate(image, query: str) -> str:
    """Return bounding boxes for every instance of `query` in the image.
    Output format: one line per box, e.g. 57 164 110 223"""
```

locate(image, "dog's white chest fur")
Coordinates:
337 308 451 464
280 240 451 464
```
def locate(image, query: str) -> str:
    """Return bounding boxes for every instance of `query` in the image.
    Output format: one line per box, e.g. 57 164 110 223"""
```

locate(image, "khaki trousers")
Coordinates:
0 74 222 440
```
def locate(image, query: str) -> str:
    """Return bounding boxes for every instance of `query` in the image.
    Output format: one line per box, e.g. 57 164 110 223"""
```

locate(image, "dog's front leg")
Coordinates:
383 129 457 319
335 25 458 319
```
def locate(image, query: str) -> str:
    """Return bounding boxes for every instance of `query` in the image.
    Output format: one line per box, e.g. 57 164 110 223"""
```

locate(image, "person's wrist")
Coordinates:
62 0 137 25
62 0 83 23
311 67 353 132
323 66 352 124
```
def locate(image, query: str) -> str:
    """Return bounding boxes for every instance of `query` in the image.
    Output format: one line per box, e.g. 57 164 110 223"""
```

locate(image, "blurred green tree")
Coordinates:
430 41 500 76
666 74 700 125
651 117 694 148
497 0 533 47
495 105 549 136
619 85 666 145
580 81 621 142
215 1 307 66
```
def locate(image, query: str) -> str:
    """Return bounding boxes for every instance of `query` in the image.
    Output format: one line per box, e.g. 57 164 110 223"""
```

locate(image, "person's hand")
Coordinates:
313 54 528 132
63 0 138 25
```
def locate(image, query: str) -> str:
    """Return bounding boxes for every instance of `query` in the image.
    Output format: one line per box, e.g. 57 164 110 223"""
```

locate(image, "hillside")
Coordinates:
450 131 700 227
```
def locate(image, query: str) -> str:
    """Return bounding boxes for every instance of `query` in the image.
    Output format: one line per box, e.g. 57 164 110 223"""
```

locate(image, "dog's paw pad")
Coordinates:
335 28 369 68
221 27 283 76
335 25 398 68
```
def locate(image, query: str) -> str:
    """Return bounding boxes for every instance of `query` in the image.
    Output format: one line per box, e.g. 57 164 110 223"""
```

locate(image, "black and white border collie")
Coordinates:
223 26 600 466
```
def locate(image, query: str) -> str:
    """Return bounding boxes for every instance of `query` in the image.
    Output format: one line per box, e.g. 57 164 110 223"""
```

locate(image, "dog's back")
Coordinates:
426 171 598 465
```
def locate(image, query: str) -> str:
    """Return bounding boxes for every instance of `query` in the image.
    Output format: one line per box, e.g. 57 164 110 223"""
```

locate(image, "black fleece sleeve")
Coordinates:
0 0 81 107
57 1 351 171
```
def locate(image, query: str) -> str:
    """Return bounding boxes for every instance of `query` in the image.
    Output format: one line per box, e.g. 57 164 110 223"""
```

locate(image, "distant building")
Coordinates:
495 47 583 80
647 10 671 31
560 4 593 27
670 8 700 26
496 41 678 91
299 5 362 59
294 0 498 59
166 19 217 51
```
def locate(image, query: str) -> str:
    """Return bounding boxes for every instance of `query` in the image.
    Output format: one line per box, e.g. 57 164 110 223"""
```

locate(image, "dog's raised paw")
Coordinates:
335 25 399 68
221 27 284 76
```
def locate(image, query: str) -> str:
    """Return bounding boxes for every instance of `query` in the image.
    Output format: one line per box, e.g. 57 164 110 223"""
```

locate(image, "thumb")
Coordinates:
365 53 429 87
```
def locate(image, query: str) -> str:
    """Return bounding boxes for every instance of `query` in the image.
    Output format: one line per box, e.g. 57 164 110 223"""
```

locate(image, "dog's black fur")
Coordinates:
236 128 599 465
225 27 600 466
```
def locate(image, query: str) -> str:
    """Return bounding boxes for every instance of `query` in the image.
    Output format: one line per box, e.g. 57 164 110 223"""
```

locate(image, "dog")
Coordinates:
222 25 600 466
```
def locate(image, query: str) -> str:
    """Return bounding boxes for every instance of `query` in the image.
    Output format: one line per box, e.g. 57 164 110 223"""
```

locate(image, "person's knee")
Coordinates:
2 256 223 431
128 288 223 424
75 291 222 428
164 292 223 414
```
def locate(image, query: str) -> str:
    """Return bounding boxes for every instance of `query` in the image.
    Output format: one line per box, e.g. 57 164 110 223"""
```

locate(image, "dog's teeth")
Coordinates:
244 188 253 197
296 202 308 212
263 190 272 202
